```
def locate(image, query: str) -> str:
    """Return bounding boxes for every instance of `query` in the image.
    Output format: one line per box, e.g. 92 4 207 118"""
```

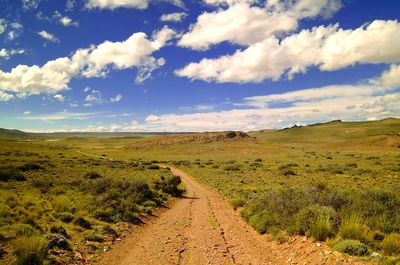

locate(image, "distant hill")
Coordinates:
125 131 256 149
249 118 400 149
0 128 31 140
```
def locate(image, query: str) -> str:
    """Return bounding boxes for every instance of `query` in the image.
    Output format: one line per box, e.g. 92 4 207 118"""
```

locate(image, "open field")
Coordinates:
0 118 400 264
0 139 183 264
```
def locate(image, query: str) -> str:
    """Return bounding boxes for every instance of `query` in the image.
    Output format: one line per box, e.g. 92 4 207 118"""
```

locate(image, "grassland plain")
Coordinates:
0 139 184 264
0 118 400 264
71 118 400 264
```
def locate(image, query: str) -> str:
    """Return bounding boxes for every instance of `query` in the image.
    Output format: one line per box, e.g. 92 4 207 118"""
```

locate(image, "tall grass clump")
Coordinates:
13 234 48 265
339 215 371 243
311 216 333 241
382 233 400 256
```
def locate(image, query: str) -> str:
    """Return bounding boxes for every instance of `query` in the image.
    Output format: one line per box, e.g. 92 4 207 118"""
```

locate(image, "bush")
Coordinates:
276 232 288 244
295 205 338 237
248 210 279 234
73 217 91 229
148 165 160 170
84 171 103 179
17 163 45 172
84 232 104 243
0 168 26 182
224 165 241 171
13 234 48 265
93 207 115 223
52 195 74 213
9 224 36 237
282 169 296 176
225 131 237 138
371 230 385 242
311 216 333 241
153 176 183 197
230 196 245 210
57 212 74 223
31 178 54 193
382 233 400 256
333 240 368 256
122 210 140 223
102 224 118 236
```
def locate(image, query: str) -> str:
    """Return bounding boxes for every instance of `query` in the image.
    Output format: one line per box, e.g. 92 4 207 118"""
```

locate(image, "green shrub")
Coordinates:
31 178 54 193
9 224 36 237
52 195 74 213
153 175 183 197
102 224 118 236
94 207 115 223
282 169 296 176
148 165 160 170
57 212 74 223
295 205 338 237
17 163 45 172
371 230 385 242
224 165 241 171
381 257 400 265
249 210 279 234
122 211 140 223
276 232 288 244
229 196 245 210
84 232 104 243
311 216 333 241
0 168 26 182
382 233 400 256
333 240 368 256
13 234 48 265
73 217 91 229
84 171 103 179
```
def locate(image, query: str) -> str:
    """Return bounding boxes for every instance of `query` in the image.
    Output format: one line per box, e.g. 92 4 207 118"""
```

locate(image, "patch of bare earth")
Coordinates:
95 167 367 265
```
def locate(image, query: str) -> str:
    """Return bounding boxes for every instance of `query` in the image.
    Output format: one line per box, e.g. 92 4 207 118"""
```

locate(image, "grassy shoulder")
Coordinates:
174 148 400 263
0 140 183 264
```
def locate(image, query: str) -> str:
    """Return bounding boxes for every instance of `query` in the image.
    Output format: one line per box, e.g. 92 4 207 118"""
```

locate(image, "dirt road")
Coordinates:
96 166 363 265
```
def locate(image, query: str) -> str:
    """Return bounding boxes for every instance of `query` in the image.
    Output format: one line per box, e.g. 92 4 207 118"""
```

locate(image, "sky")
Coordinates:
0 0 400 132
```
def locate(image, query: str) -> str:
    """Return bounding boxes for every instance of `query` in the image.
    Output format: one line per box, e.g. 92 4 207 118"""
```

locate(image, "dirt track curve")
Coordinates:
96 166 364 265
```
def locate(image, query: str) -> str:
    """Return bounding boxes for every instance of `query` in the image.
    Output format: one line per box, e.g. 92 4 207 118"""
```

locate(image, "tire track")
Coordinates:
95 164 366 265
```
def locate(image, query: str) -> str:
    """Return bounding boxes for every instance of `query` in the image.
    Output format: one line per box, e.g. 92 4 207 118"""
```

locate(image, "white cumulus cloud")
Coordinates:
37 30 60 43
53 94 65 102
176 20 400 83
110 94 122 102
380 64 400 87
0 48 25 60
145 114 159 122
178 0 341 50
0 19 6 34
0 27 176 96
85 0 184 10
160 12 188 22
0 91 14 101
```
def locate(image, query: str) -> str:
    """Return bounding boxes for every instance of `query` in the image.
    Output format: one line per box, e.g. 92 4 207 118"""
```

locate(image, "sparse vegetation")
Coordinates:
0 119 400 263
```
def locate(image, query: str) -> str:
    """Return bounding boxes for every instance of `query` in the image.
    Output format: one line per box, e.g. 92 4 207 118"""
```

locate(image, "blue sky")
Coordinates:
0 0 400 132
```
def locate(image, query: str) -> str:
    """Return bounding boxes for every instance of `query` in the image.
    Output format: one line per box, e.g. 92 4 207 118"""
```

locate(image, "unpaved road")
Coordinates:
96 166 364 265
